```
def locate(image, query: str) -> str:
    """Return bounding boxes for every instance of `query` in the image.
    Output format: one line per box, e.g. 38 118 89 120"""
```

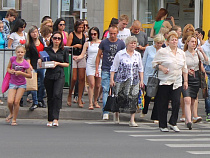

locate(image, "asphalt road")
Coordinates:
0 119 210 158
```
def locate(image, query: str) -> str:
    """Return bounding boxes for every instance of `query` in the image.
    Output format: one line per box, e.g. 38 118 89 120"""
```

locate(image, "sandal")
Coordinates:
78 103 84 108
94 102 100 108
73 96 78 103
11 121 17 126
5 115 13 123
88 105 94 110
67 102 71 107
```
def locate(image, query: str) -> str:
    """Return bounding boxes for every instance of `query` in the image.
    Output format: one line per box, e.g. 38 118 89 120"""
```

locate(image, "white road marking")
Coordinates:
166 144 210 147
130 134 210 137
187 151 210 155
147 138 210 141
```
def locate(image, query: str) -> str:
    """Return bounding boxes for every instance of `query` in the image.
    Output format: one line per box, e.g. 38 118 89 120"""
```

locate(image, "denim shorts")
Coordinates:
9 83 27 89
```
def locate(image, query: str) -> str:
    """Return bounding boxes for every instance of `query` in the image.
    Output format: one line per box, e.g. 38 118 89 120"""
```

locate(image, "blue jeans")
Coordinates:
101 71 110 115
205 74 210 115
28 69 45 105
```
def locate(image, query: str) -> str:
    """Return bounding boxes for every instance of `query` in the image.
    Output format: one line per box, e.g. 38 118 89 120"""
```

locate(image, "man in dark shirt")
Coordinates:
95 26 125 120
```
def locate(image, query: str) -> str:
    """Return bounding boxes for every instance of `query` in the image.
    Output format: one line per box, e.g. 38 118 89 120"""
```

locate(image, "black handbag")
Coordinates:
146 65 160 98
104 88 119 112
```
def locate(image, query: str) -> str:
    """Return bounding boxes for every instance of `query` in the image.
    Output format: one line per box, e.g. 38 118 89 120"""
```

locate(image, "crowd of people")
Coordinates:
1 8 210 131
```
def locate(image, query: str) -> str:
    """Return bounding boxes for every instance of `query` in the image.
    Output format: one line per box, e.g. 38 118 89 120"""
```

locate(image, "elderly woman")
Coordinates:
152 31 188 132
110 36 144 127
183 35 208 130
142 34 165 121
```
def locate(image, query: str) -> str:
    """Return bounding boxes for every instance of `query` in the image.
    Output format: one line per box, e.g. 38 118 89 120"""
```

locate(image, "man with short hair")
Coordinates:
107 14 131 42
131 20 148 58
2 9 18 40
96 26 125 120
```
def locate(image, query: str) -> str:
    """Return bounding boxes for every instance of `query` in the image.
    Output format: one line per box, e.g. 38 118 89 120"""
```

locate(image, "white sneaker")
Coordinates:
113 113 120 124
170 125 180 132
103 114 109 120
160 128 169 132
129 121 138 127
154 120 159 124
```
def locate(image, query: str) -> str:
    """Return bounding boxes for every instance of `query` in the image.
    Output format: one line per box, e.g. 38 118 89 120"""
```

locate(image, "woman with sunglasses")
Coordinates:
8 19 27 49
73 27 101 110
67 19 86 108
39 31 69 127
53 18 68 46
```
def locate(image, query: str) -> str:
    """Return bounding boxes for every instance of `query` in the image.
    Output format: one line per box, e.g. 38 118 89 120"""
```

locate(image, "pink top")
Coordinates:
63 31 67 46
10 56 30 85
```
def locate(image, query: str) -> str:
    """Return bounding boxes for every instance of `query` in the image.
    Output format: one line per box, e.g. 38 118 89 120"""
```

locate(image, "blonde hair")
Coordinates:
16 45 26 53
183 35 197 52
183 24 195 34
153 34 165 43
119 14 129 22
159 27 170 35
40 20 53 29
132 20 141 27
125 36 138 46
166 31 178 42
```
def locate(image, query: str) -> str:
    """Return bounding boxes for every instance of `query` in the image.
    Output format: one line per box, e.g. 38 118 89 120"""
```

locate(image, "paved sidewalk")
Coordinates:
0 89 208 123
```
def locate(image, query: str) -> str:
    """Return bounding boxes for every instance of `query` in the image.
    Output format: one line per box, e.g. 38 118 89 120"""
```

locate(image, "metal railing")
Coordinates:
0 49 15 98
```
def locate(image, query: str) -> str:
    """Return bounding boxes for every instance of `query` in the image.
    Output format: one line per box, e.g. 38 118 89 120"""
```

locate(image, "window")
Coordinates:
2 0 15 9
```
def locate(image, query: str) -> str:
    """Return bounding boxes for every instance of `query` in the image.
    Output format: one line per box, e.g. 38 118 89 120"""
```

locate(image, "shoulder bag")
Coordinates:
146 65 160 98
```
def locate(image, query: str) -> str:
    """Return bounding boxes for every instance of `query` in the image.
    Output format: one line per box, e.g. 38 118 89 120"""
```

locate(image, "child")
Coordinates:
0 20 7 48
5 46 32 125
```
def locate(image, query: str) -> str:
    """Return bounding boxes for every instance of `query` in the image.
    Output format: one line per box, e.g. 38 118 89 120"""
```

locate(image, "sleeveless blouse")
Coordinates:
63 31 67 46
71 32 85 56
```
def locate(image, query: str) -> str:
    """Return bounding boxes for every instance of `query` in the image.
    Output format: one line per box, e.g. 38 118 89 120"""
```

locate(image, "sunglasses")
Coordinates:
84 24 89 27
20 26 26 28
53 37 62 40
59 24 65 26
91 33 97 36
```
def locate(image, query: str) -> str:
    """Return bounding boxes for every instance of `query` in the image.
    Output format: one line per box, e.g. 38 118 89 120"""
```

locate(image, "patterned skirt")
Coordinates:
115 78 139 114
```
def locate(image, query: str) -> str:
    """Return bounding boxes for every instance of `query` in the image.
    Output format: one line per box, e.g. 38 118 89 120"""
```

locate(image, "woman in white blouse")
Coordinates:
110 36 144 127
152 31 188 132
182 35 208 130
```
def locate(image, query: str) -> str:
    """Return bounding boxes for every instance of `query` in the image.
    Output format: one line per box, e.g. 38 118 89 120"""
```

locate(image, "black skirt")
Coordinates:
182 70 200 99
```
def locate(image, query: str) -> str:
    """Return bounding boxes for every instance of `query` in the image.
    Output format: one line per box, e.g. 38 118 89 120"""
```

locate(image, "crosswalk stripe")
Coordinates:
130 134 210 137
115 130 210 133
166 144 210 147
147 138 210 141
187 151 210 155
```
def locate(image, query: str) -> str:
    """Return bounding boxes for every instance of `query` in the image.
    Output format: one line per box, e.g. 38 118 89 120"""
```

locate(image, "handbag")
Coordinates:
104 88 119 112
146 65 160 97
26 72 38 91
1 56 16 93
137 89 144 113
197 51 208 98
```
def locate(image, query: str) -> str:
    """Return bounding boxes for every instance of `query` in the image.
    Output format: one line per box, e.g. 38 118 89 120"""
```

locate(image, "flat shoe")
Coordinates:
5 116 13 123
78 104 84 108
88 105 94 110
94 103 100 108
47 122 53 127
129 121 138 127
53 122 59 127
192 117 202 123
11 121 17 126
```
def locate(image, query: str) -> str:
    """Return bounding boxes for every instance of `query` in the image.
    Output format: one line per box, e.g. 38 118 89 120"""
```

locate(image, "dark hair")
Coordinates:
208 30 210 38
26 25 39 51
195 28 205 39
53 18 65 32
74 19 84 32
49 31 64 50
155 8 168 21
6 9 18 18
11 19 27 33
88 27 100 41
109 18 118 27
41 16 52 23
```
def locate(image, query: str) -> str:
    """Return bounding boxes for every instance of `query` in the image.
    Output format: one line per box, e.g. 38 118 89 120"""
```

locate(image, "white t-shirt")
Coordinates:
107 28 131 42
9 32 27 49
